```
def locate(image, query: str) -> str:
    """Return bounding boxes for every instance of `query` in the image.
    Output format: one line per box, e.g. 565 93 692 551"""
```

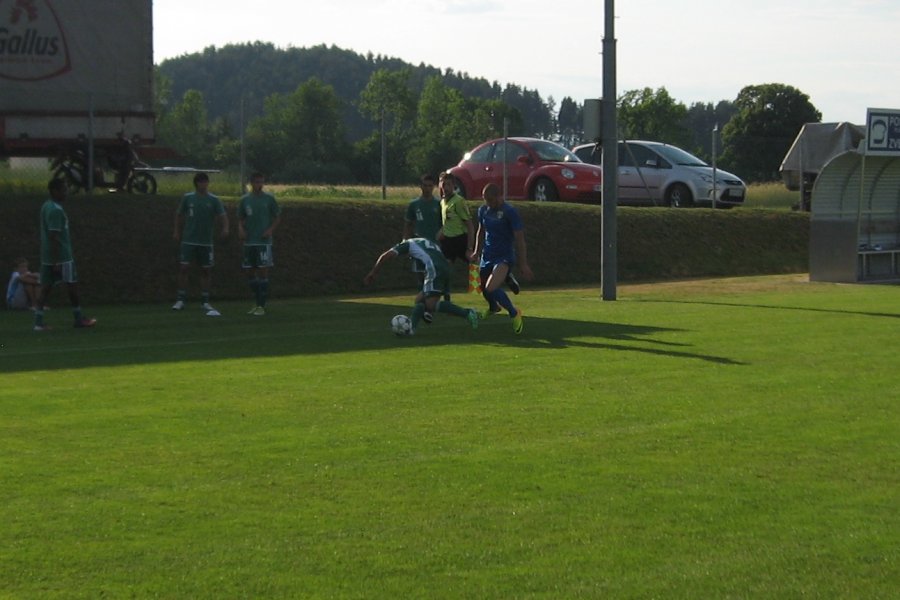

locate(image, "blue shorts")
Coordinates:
479 258 514 287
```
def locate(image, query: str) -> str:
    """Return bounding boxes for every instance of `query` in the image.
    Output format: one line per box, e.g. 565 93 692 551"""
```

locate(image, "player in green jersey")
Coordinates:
238 173 282 316
172 172 229 316
363 237 479 335
32 178 96 331
403 174 442 242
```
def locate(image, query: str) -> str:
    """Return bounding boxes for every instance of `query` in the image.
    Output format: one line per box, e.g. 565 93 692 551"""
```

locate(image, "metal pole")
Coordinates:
380 107 387 200
711 123 718 209
503 117 509 202
239 96 246 195
601 0 617 301
87 93 94 194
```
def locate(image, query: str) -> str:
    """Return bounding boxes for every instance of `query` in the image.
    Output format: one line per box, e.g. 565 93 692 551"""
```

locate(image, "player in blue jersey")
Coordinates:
470 183 533 334
364 237 479 335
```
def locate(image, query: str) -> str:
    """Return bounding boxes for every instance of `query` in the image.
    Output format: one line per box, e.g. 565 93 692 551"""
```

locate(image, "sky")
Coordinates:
152 0 899 124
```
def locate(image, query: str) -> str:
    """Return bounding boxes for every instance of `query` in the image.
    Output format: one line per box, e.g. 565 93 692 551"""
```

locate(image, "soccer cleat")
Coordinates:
201 302 215 311
33 324 52 332
423 311 433 324
478 305 501 319
251 306 266 316
74 317 97 328
512 310 524 334
205 309 222 317
247 306 259 315
171 300 185 311
506 272 521 295
467 309 479 330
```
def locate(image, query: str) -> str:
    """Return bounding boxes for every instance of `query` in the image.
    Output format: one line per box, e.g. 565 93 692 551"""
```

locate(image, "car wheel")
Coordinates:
532 178 558 202
665 183 693 208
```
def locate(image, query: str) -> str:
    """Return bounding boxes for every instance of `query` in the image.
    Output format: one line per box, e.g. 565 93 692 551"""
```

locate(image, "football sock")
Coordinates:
177 289 187 301
34 309 44 327
249 277 260 303
489 288 516 316
201 291 210 305
410 302 426 330
72 306 84 321
437 300 468 318
258 279 269 308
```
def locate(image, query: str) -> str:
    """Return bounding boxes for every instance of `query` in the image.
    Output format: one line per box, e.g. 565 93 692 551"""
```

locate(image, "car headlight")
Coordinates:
561 168 576 180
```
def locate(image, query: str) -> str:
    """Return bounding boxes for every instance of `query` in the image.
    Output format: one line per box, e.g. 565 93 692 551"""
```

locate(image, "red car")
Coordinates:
448 137 602 203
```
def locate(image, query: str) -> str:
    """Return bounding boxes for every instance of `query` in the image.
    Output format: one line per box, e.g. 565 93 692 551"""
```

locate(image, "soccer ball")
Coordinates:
390 314 412 336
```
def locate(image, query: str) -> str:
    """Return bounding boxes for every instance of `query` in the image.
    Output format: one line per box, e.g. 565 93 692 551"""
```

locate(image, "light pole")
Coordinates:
601 0 617 301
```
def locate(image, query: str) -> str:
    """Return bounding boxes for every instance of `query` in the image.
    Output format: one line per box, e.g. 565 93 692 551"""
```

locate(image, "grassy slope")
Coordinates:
1 276 897 598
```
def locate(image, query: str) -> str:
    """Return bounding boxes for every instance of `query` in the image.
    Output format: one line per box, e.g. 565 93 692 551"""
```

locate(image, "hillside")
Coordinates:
157 43 554 143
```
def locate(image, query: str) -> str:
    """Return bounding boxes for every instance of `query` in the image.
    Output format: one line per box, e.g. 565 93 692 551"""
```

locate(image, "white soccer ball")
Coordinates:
390 314 412 336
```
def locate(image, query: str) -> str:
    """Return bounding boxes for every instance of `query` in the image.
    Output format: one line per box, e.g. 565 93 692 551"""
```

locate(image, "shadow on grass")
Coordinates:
0 297 743 373
635 299 900 320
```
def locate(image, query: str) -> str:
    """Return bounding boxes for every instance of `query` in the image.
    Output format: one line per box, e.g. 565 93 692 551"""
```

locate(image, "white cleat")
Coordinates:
172 300 185 310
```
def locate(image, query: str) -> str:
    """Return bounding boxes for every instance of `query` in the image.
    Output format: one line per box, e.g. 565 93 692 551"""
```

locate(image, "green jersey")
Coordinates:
393 238 449 275
39 199 73 264
238 191 280 245
441 193 470 237
404 195 441 242
178 192 225 245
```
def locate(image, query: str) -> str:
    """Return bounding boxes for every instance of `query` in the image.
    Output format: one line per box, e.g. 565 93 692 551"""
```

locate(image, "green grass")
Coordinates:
743 181 800 210
1 275 897 598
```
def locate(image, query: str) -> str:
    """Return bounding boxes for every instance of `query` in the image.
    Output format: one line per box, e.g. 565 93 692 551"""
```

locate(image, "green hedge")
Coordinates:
1 196 809 305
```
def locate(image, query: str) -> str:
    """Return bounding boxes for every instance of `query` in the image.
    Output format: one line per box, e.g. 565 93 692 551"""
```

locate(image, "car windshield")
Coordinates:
526 140 581 163
652 144 707 167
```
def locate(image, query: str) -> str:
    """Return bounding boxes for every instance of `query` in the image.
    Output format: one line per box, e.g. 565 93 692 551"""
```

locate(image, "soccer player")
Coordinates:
238 173 281 316
363 237 479 335
403 174 442 242
470 183 533 334
32 178 97 331
172 172 229 316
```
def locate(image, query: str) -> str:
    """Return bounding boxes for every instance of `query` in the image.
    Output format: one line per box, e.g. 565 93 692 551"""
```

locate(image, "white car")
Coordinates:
572 141 747 208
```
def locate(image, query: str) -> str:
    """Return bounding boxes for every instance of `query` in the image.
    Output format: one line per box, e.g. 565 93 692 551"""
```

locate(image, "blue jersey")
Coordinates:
478 202 524 265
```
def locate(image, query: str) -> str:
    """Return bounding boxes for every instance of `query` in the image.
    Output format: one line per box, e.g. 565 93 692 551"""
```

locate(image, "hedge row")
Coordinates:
1 196 809 306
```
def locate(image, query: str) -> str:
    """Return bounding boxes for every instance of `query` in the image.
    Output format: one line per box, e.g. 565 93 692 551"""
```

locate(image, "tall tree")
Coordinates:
156 89 214 166
245 78 350 182
683 100 737 161
720 83 821 182
617 87 690 147
357 68 417 184
557 96 582 147
407 76 467 177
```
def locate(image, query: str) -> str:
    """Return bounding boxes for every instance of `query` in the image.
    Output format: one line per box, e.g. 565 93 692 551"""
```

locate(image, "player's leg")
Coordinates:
484 262 522 332
256 245 273 311
199 247 219 315
173 244 192 309
32 267 54 330
61 262 95 328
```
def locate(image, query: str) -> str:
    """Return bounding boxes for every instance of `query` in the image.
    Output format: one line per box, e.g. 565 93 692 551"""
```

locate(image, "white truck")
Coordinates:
0 0 155 164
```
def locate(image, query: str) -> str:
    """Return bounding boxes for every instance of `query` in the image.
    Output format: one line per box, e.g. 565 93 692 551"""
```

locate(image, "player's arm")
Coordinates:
514 230 533 280
363 249 399 285
263 212 282 239
469 222 485 262
173 209 183 242
217 211 229 238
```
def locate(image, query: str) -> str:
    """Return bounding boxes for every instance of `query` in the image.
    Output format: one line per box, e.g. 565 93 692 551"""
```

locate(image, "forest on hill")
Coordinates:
155 43 820 184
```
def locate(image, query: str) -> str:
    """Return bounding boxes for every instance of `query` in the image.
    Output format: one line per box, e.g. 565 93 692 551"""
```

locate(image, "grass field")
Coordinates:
1 275 897 598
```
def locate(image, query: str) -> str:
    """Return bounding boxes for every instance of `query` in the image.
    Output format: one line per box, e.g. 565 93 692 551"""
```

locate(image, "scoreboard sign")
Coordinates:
866 108 900 155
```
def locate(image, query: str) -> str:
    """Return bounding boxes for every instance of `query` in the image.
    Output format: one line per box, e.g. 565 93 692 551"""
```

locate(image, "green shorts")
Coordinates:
422 266 450 297
180 243 215 268
40 261 78 285
242 244 274 269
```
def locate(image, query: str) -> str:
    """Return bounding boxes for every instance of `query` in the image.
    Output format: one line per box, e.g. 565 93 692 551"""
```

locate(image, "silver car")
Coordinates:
572 141 746 208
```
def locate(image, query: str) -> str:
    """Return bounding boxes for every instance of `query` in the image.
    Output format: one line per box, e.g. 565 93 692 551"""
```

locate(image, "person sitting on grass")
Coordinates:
6 257 40 311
